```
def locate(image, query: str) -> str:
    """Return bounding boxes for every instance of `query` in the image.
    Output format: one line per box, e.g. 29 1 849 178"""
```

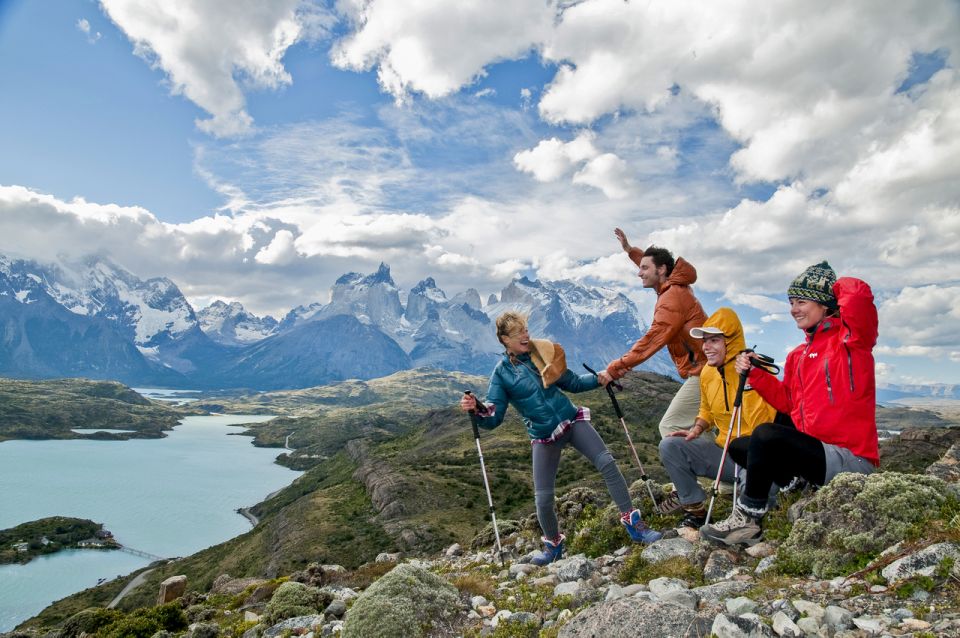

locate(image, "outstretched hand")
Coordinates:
614 228 632 252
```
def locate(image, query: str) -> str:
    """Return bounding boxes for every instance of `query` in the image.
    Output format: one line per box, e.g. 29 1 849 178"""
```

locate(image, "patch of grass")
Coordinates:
450 572 496 598
489 582 555 615
617 552 703 586
330 561 398 590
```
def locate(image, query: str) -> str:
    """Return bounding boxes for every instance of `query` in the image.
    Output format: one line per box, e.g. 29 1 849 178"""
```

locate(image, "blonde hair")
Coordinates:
495 311 528 344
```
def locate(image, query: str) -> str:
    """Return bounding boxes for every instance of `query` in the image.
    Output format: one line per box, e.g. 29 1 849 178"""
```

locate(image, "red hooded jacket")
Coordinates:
747 278 879 466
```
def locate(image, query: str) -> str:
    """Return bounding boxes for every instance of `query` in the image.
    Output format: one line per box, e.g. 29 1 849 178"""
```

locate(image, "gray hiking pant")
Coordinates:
532 420 633 539
658 434 737 506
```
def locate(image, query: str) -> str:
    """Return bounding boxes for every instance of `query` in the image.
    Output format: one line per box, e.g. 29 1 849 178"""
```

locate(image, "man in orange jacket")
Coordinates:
599 228 708 438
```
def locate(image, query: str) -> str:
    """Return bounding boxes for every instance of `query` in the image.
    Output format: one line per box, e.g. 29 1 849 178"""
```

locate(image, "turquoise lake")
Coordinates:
0 414 301 632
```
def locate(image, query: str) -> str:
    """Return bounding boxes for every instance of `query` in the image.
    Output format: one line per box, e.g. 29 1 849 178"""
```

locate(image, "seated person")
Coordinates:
659 307 776 529
701 262 879 547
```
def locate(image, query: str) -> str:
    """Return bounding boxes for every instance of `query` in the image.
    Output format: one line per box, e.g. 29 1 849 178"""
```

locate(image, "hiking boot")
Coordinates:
779 475 808 494
530 534 565 565
656 490 683 514
699 506 763 547
621 509 663 544
679 508 707 529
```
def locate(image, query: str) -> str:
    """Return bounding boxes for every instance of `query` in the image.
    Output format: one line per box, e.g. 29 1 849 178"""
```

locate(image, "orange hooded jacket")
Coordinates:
606 247 708 380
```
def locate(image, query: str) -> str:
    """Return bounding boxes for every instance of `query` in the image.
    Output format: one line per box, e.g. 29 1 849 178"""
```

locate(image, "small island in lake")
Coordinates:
0 516 118 564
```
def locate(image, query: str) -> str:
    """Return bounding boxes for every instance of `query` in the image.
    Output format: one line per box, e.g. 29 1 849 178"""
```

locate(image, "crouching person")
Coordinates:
659 307 777 529
460 312 662 565
701 262 879 547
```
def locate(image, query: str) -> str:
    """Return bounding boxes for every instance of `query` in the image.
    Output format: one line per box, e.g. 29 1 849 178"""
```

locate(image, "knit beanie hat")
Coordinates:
788 261 837 309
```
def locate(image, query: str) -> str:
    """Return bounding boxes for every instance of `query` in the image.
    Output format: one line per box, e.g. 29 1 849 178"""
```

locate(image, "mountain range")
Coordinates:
0 254 674 390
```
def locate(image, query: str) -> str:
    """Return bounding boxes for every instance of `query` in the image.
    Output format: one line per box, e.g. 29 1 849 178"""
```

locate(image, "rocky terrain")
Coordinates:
5 446 959 638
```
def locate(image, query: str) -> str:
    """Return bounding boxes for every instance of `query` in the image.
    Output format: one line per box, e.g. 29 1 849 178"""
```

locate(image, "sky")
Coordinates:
0 0 958 385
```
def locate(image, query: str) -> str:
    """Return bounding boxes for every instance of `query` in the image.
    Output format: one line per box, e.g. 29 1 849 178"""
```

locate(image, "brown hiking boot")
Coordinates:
699 507 763 547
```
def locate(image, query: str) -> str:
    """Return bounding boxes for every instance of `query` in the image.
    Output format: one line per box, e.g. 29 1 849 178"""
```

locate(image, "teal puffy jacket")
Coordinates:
476 353 599 440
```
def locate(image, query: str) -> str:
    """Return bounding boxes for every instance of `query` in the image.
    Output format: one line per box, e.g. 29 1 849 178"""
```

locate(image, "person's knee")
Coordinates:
750 423 779 448
592 449 616 472
534 489 555 508
658 435 683 461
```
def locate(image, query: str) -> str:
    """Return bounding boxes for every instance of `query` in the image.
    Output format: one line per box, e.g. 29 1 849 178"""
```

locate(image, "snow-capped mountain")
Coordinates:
0 254 224 376
0 253 677 388
197 300 278 347
0 254 196 347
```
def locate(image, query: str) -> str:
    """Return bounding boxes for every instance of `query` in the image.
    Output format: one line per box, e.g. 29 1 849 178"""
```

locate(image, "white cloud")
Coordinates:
99 0 329 137
878 285 960 354
255 229 298 265
76 18 102 43
331 0 552 102
571 153 632 199
513 130 633 197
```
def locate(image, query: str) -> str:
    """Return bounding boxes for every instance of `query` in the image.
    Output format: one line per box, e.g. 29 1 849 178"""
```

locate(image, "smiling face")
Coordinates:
701 333 727 367
790 297 829 331
500 326 530 355
638 256 668 290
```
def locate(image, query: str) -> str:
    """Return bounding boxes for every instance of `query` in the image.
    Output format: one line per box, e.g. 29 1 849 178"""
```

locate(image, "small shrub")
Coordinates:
566 504 624 557
92 603 188 638
341 564 459 638
57 608 123 638
262 581 329 625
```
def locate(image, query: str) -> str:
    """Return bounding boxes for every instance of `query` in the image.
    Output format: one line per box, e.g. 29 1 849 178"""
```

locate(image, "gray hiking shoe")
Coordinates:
699 507 763 547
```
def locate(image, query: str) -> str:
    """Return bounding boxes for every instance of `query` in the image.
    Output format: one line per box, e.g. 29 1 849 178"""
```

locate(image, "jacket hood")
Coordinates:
701 307 747 366
661 257 697 291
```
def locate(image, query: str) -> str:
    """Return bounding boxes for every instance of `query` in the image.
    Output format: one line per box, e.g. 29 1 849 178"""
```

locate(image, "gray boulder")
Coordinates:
558 597 709 637
880 542 960 582
712 613 775 637
640 537 695 564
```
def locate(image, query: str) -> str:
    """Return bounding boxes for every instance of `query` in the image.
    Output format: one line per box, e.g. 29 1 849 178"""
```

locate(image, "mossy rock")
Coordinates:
777 471 953 577
341 564 460 638
262 581 330 625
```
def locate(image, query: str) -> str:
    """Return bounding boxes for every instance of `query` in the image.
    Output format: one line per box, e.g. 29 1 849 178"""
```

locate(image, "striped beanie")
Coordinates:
788 261 837 309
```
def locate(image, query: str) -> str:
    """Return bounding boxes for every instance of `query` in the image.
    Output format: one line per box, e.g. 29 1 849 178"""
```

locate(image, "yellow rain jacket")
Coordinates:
696 307 777 447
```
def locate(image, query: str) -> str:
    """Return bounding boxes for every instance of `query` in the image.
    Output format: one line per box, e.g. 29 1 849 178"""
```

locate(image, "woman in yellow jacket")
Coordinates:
658 307 777 529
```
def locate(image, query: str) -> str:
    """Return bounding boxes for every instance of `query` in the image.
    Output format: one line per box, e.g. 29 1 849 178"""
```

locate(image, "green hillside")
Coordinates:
26 369 679 626
0 377 184 442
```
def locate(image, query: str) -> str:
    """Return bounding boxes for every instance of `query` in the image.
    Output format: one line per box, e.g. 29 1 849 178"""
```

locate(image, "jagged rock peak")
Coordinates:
487 293 499 306
361 263 395 287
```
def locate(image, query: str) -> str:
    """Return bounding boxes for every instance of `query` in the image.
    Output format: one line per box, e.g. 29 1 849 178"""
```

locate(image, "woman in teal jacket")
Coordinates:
460 311 661 565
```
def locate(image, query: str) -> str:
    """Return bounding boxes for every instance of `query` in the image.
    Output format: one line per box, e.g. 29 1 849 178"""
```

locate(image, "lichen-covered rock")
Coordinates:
927 442 960 484
777 472 953 577
262 581 331 626
558 597 708 637
340 564 460 638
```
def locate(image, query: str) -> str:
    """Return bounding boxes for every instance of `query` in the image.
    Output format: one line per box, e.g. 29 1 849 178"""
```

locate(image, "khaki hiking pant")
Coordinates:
658 374 701 438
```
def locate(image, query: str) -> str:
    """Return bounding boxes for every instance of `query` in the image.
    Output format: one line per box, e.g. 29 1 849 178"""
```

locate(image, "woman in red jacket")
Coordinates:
700 261 879 547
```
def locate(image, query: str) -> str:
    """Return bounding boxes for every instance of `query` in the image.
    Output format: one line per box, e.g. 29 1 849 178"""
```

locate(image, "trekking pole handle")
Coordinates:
583 363 624 419
464 390 481 439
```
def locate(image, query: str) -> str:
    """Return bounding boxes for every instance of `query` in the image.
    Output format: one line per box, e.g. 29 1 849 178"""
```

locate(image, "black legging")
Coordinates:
728 422 826 509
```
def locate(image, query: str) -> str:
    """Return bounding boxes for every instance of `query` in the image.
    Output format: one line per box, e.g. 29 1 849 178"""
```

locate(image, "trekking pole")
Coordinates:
583 364 659 510
463 391 505 567
704 348 780 526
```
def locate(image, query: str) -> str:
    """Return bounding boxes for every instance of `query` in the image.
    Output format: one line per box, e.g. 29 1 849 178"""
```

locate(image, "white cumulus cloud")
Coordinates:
99 0 325 137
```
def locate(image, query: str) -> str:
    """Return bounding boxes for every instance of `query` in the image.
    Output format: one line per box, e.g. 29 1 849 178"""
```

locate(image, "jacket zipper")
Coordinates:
718 364 730 411
823 359 834 404
844 333 855 392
